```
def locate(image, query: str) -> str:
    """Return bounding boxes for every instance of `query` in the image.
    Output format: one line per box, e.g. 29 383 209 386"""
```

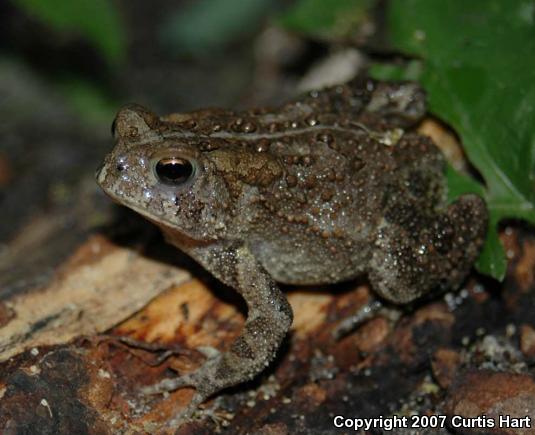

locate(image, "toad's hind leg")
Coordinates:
142 246 293 426
368 194 488 305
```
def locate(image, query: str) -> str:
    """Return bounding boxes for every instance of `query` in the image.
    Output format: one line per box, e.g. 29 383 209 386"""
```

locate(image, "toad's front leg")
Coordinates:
142 246 293 426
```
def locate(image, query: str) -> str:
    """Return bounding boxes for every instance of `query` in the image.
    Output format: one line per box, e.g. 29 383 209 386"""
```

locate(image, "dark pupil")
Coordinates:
155 158 193 184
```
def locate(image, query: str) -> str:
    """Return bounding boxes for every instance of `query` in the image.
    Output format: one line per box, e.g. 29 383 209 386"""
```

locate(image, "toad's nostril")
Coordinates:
117 163 126 172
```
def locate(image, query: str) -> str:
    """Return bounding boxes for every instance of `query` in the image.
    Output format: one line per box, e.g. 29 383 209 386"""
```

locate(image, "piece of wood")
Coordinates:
0 225 534 434
0 235 189 362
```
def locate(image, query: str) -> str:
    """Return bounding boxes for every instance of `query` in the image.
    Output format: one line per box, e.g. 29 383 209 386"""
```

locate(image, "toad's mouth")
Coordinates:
106 191 215 246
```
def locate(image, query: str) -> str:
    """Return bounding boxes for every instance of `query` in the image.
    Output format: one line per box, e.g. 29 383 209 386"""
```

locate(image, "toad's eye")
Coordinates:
155 158 194 185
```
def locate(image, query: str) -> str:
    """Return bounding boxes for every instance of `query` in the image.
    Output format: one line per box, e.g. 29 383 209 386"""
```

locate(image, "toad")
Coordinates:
96 77 487 423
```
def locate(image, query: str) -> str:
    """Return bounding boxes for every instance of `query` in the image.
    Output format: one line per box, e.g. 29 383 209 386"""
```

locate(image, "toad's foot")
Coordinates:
332 299 383 339
141 353 225 425
140 346 221 396
141 245 293 427
332 298 403 339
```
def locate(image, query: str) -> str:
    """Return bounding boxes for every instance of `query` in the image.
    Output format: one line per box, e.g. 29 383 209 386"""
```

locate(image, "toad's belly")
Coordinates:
249 239 369 286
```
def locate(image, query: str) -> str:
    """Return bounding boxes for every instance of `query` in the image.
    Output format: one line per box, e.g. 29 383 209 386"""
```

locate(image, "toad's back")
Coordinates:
247 124 446 295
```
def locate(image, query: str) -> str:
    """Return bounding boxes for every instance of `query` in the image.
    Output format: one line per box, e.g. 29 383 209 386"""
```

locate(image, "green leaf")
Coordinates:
377 0 535 280
370 60 424 82
445 164 485 203
12 0 126 66
58 77 117 126
161 0 273 56
278 0 374 40
476 214 506 280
